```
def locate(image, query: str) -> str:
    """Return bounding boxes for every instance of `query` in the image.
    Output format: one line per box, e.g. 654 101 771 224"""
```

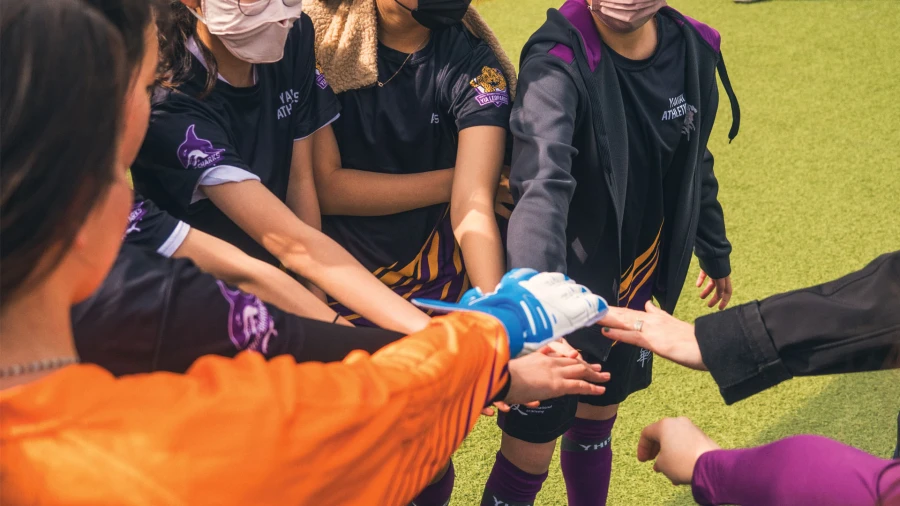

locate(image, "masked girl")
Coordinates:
0 3 611 503
486 0 741 504
305 0 514 328
131 0 429 334
304 2 514 501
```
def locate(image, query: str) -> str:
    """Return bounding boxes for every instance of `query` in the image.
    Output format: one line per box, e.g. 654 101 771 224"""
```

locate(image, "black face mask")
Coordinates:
395 0 471 31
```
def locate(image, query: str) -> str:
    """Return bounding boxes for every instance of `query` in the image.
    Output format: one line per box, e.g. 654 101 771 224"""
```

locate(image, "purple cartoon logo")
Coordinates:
125 201 147 236
217 281 278 354
469 66 509 108
177 124 225 169
314 62 329 90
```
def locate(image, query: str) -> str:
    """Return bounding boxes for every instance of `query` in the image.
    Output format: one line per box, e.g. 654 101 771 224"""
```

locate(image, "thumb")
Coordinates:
644 300 666 315
637 421 663 462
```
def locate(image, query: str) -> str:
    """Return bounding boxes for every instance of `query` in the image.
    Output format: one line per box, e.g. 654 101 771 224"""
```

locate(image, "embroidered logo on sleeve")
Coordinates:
125 201 147 236
469 66 510 108
314 62 329 90
217 281 278 354
176 124 225 169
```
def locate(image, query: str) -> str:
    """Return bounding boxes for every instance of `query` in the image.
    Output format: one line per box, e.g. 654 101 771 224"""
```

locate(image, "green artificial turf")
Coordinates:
450 0 900 504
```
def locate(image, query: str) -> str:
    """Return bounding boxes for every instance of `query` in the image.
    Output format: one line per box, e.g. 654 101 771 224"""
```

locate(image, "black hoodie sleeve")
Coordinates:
695 251 900 405
694 149 732 279
507 55 581 273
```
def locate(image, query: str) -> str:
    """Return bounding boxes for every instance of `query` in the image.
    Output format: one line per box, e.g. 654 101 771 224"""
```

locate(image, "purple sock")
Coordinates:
410 460 454 506
481 451 547 506
560 416 616 506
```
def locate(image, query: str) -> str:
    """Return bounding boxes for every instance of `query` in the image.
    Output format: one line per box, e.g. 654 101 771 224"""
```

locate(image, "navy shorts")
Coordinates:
498 326 653 444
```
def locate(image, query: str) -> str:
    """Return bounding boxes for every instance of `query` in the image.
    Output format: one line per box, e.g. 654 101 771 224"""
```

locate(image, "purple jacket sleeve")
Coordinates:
692 435 900 506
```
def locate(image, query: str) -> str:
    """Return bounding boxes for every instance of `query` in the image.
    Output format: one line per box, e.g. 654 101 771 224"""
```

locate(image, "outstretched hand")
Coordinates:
697 271 732 310
638 417 720 485
598 301 707 371
502 338 609 407
483 339 588 416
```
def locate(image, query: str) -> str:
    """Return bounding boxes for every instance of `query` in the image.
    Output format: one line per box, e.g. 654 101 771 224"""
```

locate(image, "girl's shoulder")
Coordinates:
434 25 496 70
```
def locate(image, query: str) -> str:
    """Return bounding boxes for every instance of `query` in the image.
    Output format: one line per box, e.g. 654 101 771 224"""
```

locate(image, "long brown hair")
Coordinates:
0 0 128 300
158 1 219 96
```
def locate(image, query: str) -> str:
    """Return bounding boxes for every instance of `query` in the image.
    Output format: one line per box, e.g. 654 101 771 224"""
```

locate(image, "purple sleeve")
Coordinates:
692 435 900 506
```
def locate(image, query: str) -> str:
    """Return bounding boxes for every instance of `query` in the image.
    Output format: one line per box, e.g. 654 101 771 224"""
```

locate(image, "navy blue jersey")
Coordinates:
606 13 688 309
125 193 190 257
132 14 340 264
323 25 511 322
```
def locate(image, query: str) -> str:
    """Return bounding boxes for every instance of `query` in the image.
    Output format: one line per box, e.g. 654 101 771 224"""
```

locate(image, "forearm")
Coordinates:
173 229 346 325
235 262 350 326
205 181 428 333
274 227 430 334
452 199 505 291
287 172 322 232
691 435 898 506
318 168 454 216
696 251 900 404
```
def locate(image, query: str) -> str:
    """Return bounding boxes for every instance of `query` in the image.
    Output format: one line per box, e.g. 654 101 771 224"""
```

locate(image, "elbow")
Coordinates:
261 227 317 275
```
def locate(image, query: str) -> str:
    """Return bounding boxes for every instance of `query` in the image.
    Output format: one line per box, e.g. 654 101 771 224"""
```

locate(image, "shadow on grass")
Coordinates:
664 369 900 506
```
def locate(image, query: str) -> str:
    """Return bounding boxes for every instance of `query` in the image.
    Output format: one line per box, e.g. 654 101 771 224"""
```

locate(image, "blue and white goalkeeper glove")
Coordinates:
413 269 609 357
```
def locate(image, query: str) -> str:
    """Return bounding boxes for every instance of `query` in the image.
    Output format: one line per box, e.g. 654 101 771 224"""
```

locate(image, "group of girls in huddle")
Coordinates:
0 0 740 504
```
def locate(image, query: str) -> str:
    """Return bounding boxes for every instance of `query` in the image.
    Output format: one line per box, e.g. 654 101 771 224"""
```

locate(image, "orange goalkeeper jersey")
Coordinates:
0 312 509 505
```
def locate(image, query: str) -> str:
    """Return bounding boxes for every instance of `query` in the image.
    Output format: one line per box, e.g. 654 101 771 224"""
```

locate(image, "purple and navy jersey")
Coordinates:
71 244 402 376
124 193 190 258
132 14 340 265
323 24 511 323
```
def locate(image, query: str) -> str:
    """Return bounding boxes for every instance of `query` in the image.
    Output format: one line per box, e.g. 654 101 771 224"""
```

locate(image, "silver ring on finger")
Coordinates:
633 320 644 332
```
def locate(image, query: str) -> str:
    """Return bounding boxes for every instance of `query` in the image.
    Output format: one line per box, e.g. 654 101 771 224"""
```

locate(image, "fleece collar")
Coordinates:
305 0 518 97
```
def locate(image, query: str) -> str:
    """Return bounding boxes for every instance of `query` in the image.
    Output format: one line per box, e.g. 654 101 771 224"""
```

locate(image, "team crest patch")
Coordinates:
315 62 329 90
177 124 225 170
217 281 278 354
469 66 509 108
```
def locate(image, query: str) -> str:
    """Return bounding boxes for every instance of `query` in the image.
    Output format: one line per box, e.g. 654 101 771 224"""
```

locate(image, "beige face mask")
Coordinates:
190 0 303 64
588 0 667 33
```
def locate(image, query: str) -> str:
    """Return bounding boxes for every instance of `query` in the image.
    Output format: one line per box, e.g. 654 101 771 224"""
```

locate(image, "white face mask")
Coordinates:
588 0 666 33
190 0 303 64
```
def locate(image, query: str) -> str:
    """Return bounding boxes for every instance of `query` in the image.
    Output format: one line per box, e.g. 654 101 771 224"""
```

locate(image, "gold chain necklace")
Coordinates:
377 34 430 88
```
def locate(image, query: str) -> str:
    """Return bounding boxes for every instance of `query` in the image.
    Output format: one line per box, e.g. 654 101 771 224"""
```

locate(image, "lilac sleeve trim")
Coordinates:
192 165 261 204
157 221 190 258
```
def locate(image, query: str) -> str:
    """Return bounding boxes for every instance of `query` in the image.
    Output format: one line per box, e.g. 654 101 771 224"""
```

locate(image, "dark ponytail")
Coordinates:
1 0 128 301
158 1 218 96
